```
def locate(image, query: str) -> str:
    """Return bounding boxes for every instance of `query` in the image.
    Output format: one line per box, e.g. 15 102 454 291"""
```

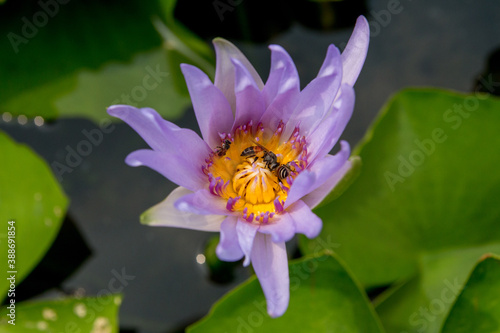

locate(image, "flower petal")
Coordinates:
341 16 370 87
216 216 244 261
236 218 259 267
231 58 266 130
174 189 232 215
259 45 300 130
126 149 207 192
301 159 353 209
213 38 264 113
306 84 355 163
140 186 224 231
286 45 342 136
258 213 296 243
251 233 289 318
285 142 350 208
287 200 322 238
265 45 300 98
181 64 234 147
107 105 180 152
108 106 210 156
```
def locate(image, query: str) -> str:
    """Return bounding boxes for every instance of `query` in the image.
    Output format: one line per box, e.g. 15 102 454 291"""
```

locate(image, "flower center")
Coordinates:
203 121 308 223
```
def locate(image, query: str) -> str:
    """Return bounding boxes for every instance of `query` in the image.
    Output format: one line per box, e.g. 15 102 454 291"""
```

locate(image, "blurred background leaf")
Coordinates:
300 89 500 331
188 253 385 333
0 294 122 332
441 254 500 333
376 243 500 333
0 0 215 123
0 131 68 302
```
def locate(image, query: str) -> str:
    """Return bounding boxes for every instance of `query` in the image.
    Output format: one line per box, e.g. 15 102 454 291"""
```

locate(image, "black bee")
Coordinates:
275 163 293 182
241 143 295 183
215 139 231 156
241 143 279 170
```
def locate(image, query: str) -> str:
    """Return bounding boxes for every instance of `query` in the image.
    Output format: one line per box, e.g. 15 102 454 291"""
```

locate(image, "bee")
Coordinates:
275 163 293 183
241 143 296 183
215 139 232 156
241 143 279 170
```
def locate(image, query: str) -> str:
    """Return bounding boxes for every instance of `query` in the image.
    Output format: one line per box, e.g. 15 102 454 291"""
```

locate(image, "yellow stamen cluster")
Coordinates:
203 121 307 223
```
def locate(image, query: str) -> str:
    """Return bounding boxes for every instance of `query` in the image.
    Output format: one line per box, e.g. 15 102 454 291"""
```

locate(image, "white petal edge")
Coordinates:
140 186 224 232
213 38 264 114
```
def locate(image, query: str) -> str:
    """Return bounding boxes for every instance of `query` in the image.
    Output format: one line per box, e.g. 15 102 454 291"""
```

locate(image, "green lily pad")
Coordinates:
315 155 362 209
0 132 68 301
55 47 190 123
187 253 385 333
441 254 500 333
375 243 500 333
300 89 500 288
0 294 122 332
0 0 196 123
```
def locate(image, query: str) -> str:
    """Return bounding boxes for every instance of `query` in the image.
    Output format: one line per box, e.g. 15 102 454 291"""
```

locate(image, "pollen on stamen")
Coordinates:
204 119 309 224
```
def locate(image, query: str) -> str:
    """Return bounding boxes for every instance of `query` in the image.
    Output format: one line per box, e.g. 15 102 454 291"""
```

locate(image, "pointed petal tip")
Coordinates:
317 45 342 78
124 151 144 167
216 243 244 262
268 44 285 52
213 37 264 91
179 62 190 72
327 43 341 54
139 204 165 226
267 300 289 318
339 15 370 87
243 256 251 267
212 37 233 47
179 62 200 75
357 15 369 26
139 210 151 225
107 104 132 117
339 140 351 154
251 235 290 319
264 280 290 318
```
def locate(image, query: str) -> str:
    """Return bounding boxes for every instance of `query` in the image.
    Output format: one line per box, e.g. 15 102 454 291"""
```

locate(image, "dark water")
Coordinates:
1 0 499 332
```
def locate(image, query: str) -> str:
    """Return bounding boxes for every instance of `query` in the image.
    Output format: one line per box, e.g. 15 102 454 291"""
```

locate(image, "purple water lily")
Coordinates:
108 16 369 317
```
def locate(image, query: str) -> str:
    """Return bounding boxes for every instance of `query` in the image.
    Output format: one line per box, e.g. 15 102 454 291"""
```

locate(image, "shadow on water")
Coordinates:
1 214 91 305
174 0 367 42
474 46 500 96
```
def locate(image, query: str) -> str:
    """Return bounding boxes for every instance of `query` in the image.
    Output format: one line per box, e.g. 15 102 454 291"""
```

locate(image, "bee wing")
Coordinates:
249 139 269 152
